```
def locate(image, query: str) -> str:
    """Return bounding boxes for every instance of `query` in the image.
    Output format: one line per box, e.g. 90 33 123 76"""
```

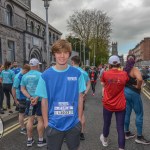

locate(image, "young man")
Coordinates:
12 64 30 134
35 39 86 150
21 58 46 147
71 55 91 140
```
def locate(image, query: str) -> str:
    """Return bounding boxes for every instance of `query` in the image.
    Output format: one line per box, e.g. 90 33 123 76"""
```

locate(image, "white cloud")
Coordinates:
31 0 150 55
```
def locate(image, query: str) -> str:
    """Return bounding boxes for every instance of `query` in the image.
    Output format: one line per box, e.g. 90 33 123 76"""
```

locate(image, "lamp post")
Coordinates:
42 0 52 66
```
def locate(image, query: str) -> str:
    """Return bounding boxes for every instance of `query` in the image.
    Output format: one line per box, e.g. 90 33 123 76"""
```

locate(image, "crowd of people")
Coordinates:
0 39 150 150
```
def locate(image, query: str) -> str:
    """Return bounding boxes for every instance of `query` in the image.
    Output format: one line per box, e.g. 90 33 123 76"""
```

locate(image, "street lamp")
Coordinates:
42 0 52 66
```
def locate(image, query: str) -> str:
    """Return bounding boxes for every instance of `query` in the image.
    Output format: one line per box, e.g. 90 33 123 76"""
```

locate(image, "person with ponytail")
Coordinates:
124 55 150 145
0 61 15 113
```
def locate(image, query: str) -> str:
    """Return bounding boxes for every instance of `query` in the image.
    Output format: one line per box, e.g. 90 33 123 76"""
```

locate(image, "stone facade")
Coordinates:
0 0 62 70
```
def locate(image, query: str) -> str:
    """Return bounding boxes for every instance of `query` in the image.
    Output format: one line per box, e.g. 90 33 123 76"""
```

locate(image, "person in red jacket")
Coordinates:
100 55 129 150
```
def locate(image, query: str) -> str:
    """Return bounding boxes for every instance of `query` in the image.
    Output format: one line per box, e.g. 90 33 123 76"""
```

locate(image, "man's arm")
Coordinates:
78 93 84 121
41 98 48 128
12 87 19 105
21 86 31 99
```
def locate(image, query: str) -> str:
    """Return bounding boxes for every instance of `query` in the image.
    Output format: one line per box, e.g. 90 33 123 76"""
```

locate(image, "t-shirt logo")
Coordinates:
67 77 77 81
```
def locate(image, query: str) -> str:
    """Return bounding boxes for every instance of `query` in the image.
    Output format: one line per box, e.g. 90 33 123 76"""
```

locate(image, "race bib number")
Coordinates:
54 102 74 116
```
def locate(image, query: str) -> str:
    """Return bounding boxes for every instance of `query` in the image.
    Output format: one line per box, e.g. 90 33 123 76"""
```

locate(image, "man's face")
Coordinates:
13 62 18 67
55 50 70 65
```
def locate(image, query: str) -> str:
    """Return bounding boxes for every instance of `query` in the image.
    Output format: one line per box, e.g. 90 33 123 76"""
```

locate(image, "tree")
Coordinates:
67 9 112 66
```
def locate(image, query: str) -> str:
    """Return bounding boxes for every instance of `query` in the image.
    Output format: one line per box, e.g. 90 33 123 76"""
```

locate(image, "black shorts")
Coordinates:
25 101 42 116
18 99 26 113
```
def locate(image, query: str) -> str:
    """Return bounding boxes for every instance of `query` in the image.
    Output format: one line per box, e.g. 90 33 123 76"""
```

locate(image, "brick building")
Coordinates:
128 37 150 66
0 0 62 70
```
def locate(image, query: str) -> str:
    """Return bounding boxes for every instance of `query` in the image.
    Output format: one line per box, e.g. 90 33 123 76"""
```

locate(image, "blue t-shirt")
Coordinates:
13 72 26 100
0 69 15 84
11 67 21 75
21 70 42 101
35 65 86 131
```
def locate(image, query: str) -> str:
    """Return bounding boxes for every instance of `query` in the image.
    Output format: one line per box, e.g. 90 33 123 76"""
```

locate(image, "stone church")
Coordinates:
112 42 124 66
0 0 62 70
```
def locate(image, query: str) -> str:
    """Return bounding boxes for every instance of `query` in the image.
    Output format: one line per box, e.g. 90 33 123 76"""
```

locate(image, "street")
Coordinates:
0 82 150 150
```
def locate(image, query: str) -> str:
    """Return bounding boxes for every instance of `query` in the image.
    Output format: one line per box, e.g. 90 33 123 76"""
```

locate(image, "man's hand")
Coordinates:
31 97 38 105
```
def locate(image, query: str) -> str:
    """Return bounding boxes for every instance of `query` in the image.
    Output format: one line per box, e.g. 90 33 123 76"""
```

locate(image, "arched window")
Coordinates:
6 5 13 26
37 25 40 36
31 21 34 33
42 28 45 38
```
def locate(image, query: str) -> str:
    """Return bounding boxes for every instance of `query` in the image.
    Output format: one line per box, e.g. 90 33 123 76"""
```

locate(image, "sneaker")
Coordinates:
27 139 34 147
9 110 13 113
37 139 47 147
100 134 108 147
135 136 150 145
0 109 4 114
20 128 27 135
80 133 85 140
125 131 135 140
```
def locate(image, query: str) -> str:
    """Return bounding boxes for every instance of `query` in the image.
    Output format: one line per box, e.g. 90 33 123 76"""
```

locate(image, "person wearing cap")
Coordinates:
12 64 30 135
71 55 91 140
124 55 150 145
21 58 47 147
100 55 129 150
35 39 86 150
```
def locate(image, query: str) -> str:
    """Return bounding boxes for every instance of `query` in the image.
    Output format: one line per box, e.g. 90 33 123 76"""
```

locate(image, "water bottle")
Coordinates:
28 104 33 116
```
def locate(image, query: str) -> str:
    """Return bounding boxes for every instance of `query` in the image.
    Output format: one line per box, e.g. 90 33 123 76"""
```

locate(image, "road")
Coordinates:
0 82 150 150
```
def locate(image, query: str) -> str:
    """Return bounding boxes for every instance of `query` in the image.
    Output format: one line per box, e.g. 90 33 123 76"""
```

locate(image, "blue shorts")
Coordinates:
25 101 42 116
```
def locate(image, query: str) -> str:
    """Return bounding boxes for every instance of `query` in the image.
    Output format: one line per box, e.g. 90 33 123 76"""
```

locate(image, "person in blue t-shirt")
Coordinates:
11 61 21 75
35 39 86 150
12 64 30 135
21 58 46 147
71 55 91 141
0 61 15 113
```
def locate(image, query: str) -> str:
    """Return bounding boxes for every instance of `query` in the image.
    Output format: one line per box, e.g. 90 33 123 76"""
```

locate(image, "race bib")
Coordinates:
54 102 74 116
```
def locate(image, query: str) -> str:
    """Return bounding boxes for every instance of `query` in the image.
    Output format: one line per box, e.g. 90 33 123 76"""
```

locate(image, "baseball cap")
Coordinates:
108 55 120 65
29 58 42 66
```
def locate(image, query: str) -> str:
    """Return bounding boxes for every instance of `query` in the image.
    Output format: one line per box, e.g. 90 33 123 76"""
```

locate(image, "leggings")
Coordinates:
2 83 13 109
103 107 126 149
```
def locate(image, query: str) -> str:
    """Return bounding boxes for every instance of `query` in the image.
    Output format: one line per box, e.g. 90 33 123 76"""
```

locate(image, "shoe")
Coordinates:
20 128 27 135
125 131 135 140
0 109 4 114
135 136 150 145
8 110 13 113
27 139 34 147
100 134 108 147
80 133 85 140
37 139 47 147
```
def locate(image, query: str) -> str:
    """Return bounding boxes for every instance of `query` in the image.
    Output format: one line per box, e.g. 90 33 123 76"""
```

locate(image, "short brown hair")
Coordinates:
22 64 30 71
71 55 80 65
51 39 72 56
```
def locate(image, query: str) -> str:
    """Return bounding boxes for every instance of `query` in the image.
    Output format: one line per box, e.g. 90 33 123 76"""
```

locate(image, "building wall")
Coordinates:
0 0 62 69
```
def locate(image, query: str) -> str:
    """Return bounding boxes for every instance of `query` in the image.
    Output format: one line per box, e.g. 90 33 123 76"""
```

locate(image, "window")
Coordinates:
49 32 51 44
31 21 34 33
6 5 13 26
0 38 2 64
53 34 55 43
42 28 45 38
7 40 15 62
37 25 40 36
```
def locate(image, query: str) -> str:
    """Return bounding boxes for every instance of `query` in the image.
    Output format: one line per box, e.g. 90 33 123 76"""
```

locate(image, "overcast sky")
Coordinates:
31 0 150 55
